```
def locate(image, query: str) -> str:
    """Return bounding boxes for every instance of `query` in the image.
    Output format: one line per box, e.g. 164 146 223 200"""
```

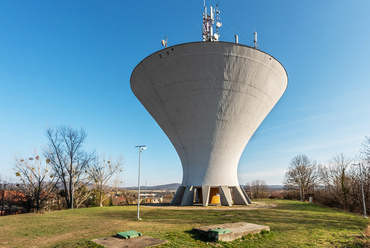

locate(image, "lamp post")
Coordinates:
135 145 147 220
353 162 367 219
299 177 303 203
145 181 147 204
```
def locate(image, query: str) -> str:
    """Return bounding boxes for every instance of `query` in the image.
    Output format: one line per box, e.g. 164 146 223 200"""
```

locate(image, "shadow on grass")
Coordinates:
52 240 105 248
144 203 171 206
185 229 213 243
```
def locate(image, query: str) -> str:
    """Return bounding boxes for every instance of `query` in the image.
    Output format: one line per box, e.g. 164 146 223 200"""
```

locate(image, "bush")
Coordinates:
269 191 284 199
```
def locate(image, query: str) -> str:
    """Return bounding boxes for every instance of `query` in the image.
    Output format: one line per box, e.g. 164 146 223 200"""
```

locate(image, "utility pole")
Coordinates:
353 162 367 219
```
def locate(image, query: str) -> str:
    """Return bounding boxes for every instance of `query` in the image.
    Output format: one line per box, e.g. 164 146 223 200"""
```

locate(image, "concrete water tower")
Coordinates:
130 4 288 206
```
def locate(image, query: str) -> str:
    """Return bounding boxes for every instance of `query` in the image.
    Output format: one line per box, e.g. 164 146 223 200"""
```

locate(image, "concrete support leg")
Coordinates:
170 186 185 206
232 186 249 205
219 185 232 206
240 186 252 204
171 185 250 206
202 185 210 207
181 185 194 206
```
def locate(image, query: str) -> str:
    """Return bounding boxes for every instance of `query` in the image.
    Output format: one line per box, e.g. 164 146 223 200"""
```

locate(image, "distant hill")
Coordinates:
267 185 284 189
124 183 181 191
124 183 284 191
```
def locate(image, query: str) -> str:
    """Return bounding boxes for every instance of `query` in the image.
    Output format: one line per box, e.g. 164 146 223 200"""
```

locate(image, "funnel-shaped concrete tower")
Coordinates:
130 6 288 206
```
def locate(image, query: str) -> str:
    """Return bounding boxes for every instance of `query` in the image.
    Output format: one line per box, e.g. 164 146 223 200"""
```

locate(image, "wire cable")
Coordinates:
219 6 254 44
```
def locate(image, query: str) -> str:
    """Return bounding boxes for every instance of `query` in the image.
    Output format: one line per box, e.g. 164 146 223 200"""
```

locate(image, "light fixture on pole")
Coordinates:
135 145 147 220
298 177 303 203
145 180 147 204
352 162 367 219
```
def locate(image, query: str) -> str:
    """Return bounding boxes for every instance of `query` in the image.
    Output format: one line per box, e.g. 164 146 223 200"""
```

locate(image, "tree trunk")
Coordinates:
69 176 73 209
99 190 103 207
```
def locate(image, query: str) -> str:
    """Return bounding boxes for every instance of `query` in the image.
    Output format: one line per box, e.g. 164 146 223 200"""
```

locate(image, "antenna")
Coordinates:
215 3 222 38
161 36 168 48
253 30 260 49
202 2 221 42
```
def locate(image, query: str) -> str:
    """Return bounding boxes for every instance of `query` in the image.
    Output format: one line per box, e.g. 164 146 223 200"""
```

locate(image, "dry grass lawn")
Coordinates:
0 199 369 247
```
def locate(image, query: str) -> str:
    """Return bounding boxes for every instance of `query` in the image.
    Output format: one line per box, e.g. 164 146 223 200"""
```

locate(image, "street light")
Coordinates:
298 177 303 203
135 145 147 220
145 181 148 204
353 162 367 219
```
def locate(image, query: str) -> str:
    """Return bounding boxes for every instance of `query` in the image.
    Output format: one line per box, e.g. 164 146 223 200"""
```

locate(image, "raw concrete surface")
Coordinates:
194 222 270 242
131 41 287 205
92 235 167 248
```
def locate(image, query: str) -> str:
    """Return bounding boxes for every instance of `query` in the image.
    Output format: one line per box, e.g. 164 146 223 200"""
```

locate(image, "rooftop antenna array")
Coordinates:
215 3 222 37
202 1 222 41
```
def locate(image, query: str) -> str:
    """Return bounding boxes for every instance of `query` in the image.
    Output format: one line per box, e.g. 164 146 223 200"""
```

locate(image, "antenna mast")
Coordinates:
215 3 221 37
253 31 260 49
161 36 168 48
202 2 222 41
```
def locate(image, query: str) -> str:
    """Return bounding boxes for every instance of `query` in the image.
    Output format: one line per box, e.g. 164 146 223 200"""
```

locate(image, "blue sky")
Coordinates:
0 1 369 187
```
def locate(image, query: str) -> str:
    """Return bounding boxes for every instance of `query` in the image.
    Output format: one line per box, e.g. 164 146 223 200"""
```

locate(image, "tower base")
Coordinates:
170 185 252 206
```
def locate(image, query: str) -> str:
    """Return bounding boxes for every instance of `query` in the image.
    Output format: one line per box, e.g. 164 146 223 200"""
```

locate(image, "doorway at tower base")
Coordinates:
170 185 252 206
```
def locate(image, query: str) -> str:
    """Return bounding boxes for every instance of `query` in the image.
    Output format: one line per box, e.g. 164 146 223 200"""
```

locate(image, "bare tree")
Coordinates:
284 154 318 201
72 175 94 208
282 138 370 214
13 152 58 212
245 180 268 199
88 155 123 207
319 153 352 207
359 137 370 214
45 125 94 209
360 136 370 163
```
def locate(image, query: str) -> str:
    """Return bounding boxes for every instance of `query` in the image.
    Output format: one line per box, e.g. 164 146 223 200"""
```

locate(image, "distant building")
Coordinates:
140 193 163 204
0 191 25 215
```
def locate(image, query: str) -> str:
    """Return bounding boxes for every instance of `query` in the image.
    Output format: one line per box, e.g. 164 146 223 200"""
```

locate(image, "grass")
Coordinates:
0 199 369 247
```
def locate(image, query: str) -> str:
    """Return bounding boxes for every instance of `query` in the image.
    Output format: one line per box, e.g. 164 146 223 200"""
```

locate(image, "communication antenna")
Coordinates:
215 3 222 38
161 36 168 48
202 1 221 41
253 30 260 49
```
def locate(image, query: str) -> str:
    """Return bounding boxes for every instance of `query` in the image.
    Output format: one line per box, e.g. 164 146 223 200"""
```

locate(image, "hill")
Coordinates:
123 183 181 191
123 183 284 191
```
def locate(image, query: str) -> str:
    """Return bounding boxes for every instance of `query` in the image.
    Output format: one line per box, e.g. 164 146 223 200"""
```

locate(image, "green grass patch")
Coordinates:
0 199 368 247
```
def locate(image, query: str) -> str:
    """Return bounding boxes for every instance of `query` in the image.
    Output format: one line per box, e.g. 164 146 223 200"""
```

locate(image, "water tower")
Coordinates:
130 4 288 206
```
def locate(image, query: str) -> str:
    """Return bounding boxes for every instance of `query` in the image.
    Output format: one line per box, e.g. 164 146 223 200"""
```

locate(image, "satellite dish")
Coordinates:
161 40 166 46
213 33 219 40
